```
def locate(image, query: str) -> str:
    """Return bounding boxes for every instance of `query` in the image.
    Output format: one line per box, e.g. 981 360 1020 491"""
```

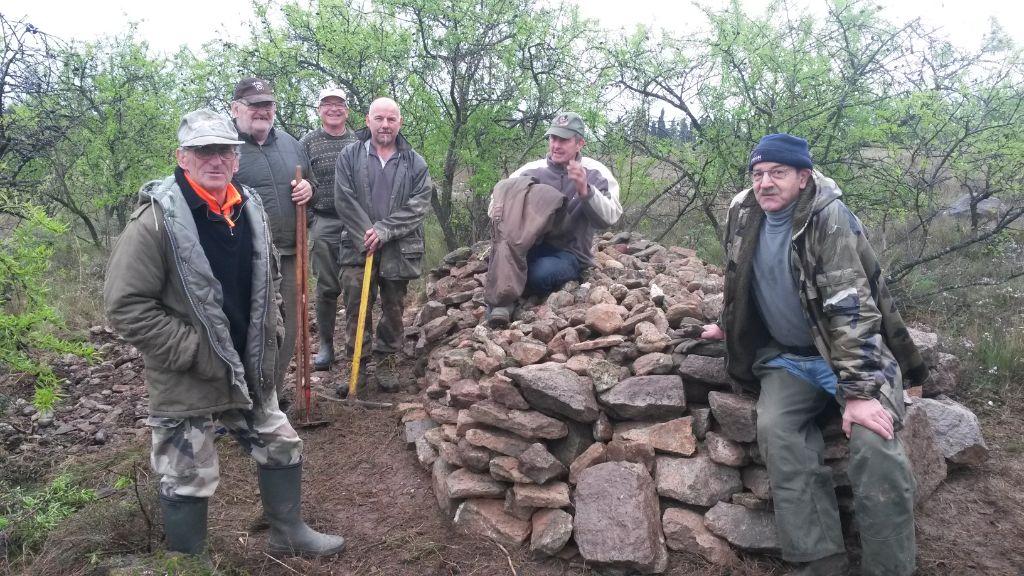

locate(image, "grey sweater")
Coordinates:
752 202 814 348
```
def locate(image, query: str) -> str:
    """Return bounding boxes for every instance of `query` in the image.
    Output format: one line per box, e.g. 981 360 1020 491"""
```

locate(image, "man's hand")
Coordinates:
364 227 381 254
568 160 589 199
701 324 724 340
290 178 313 205
842 397 894 441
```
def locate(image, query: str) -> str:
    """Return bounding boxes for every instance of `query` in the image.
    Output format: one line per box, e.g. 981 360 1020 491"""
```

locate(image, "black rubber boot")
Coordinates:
159 494 208 554
313 306 336 371
258 462 346 558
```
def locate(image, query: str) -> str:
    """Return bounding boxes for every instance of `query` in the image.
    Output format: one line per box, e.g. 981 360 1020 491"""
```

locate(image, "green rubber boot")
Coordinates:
258 462 346 558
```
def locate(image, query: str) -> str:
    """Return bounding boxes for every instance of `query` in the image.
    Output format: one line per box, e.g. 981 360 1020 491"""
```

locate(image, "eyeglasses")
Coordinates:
751 167 793 183
188 146 239 160
319 102 347 110
241 100 275 110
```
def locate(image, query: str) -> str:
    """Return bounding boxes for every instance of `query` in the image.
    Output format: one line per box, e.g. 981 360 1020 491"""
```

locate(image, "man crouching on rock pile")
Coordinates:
484 111 622 328
702 133 928 576
103 109 345 560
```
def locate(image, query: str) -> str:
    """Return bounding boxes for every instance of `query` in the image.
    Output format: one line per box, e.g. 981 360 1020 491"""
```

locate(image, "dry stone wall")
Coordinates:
400 232 988 574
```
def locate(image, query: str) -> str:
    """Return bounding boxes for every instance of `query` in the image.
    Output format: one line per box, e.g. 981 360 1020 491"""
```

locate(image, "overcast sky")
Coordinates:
4 0 1022 55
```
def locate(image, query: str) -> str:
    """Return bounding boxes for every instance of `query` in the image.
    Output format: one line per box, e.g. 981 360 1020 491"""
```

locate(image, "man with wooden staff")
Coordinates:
231 77 314 411
104 109 345 560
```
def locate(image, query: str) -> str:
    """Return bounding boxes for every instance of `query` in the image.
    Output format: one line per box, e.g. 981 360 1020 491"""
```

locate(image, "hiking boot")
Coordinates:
313 306 336 371
258 462 345 558
159 494 208 555
337 357 374 399
787 553 850 576
486 305 513 329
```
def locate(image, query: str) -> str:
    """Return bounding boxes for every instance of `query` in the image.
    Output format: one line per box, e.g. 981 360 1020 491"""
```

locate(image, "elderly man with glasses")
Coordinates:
230 77 314 410
104 109 345 561
701 134 928 576
300 87 359 371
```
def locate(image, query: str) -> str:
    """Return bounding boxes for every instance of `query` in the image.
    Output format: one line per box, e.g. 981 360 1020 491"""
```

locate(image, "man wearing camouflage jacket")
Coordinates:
702 134 927 576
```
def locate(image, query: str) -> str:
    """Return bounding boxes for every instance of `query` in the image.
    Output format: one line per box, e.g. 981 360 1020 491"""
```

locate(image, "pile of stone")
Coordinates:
0 328 150 461
399 232 989 574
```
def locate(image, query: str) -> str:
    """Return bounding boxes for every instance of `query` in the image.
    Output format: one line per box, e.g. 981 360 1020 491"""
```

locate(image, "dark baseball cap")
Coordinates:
545 111 586 139
233 77 275 104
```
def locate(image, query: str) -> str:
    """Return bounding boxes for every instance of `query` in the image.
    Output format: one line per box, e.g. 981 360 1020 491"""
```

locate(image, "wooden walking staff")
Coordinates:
292 165 328 426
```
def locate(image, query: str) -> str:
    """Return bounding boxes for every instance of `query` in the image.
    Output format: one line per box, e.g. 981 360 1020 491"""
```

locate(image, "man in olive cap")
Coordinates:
484 111 622 327
300 87 359 371
702 133 927 576
230 77 314 409
104 109 346 560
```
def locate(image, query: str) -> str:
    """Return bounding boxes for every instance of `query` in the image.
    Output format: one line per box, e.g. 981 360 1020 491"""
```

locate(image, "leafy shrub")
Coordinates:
0 207 95 412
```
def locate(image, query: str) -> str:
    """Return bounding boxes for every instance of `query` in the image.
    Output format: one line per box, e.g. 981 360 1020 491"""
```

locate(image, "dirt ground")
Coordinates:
6 359 1024 575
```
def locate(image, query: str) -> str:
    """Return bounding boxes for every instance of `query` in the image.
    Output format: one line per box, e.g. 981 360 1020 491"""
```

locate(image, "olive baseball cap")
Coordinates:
545 111 586 139
233 77 276 104
177 109 243 147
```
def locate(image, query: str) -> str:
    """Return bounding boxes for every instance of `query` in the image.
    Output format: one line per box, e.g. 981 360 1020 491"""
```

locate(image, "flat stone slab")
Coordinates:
617 417 697 456
898 402 947 504
464 427 532 457
599 375 687 420
467 400 568 440
511 482 571 509
506 365 600 423
446 468 507 499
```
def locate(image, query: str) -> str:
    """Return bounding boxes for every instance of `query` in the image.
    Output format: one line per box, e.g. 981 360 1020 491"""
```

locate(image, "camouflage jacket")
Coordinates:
720 171 928 418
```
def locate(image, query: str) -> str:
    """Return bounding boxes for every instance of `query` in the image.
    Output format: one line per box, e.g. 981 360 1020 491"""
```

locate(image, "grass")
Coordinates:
0 474 97 561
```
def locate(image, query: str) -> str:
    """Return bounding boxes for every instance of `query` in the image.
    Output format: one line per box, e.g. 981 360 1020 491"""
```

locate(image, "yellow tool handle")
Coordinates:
348 252 374 398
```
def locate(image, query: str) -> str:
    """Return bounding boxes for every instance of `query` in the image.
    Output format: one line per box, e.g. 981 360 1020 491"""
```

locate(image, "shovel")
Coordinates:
292 165 330 427
338 246 392 410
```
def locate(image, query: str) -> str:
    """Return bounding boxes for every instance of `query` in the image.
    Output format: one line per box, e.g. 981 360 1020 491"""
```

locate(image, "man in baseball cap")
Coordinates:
105 108 346 561
483 111 622 328
300 87 359 372
230 77 314 409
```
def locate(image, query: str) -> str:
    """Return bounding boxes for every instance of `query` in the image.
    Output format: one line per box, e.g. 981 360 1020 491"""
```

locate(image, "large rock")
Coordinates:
490 456 534 484
531 508 574 557
907 327 940 366
708 392 757 442
453 499 531 548
506 366 600 423
662 507 739 566
598 375 687 420
917 396 989 465
703 501 780 555
574 462 668 574
467 400 568 440
897 402 947 504
655 454 743 507
617 417 697 456
633 353 675 376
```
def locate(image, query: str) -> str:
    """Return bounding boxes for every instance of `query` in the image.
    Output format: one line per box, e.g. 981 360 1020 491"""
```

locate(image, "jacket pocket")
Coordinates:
815 269 860 316
395 231 425 279
191 333 229 381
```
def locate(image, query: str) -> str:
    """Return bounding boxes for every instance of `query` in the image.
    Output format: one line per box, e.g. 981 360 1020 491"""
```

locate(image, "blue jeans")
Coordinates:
525 244 580 296
764 353 838 396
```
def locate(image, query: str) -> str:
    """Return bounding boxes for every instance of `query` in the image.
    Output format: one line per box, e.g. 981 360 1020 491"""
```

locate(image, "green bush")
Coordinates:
0 207 95 412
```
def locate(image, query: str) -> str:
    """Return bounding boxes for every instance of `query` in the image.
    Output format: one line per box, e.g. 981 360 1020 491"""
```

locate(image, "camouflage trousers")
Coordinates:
340 263 408 358
148 393 302 499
